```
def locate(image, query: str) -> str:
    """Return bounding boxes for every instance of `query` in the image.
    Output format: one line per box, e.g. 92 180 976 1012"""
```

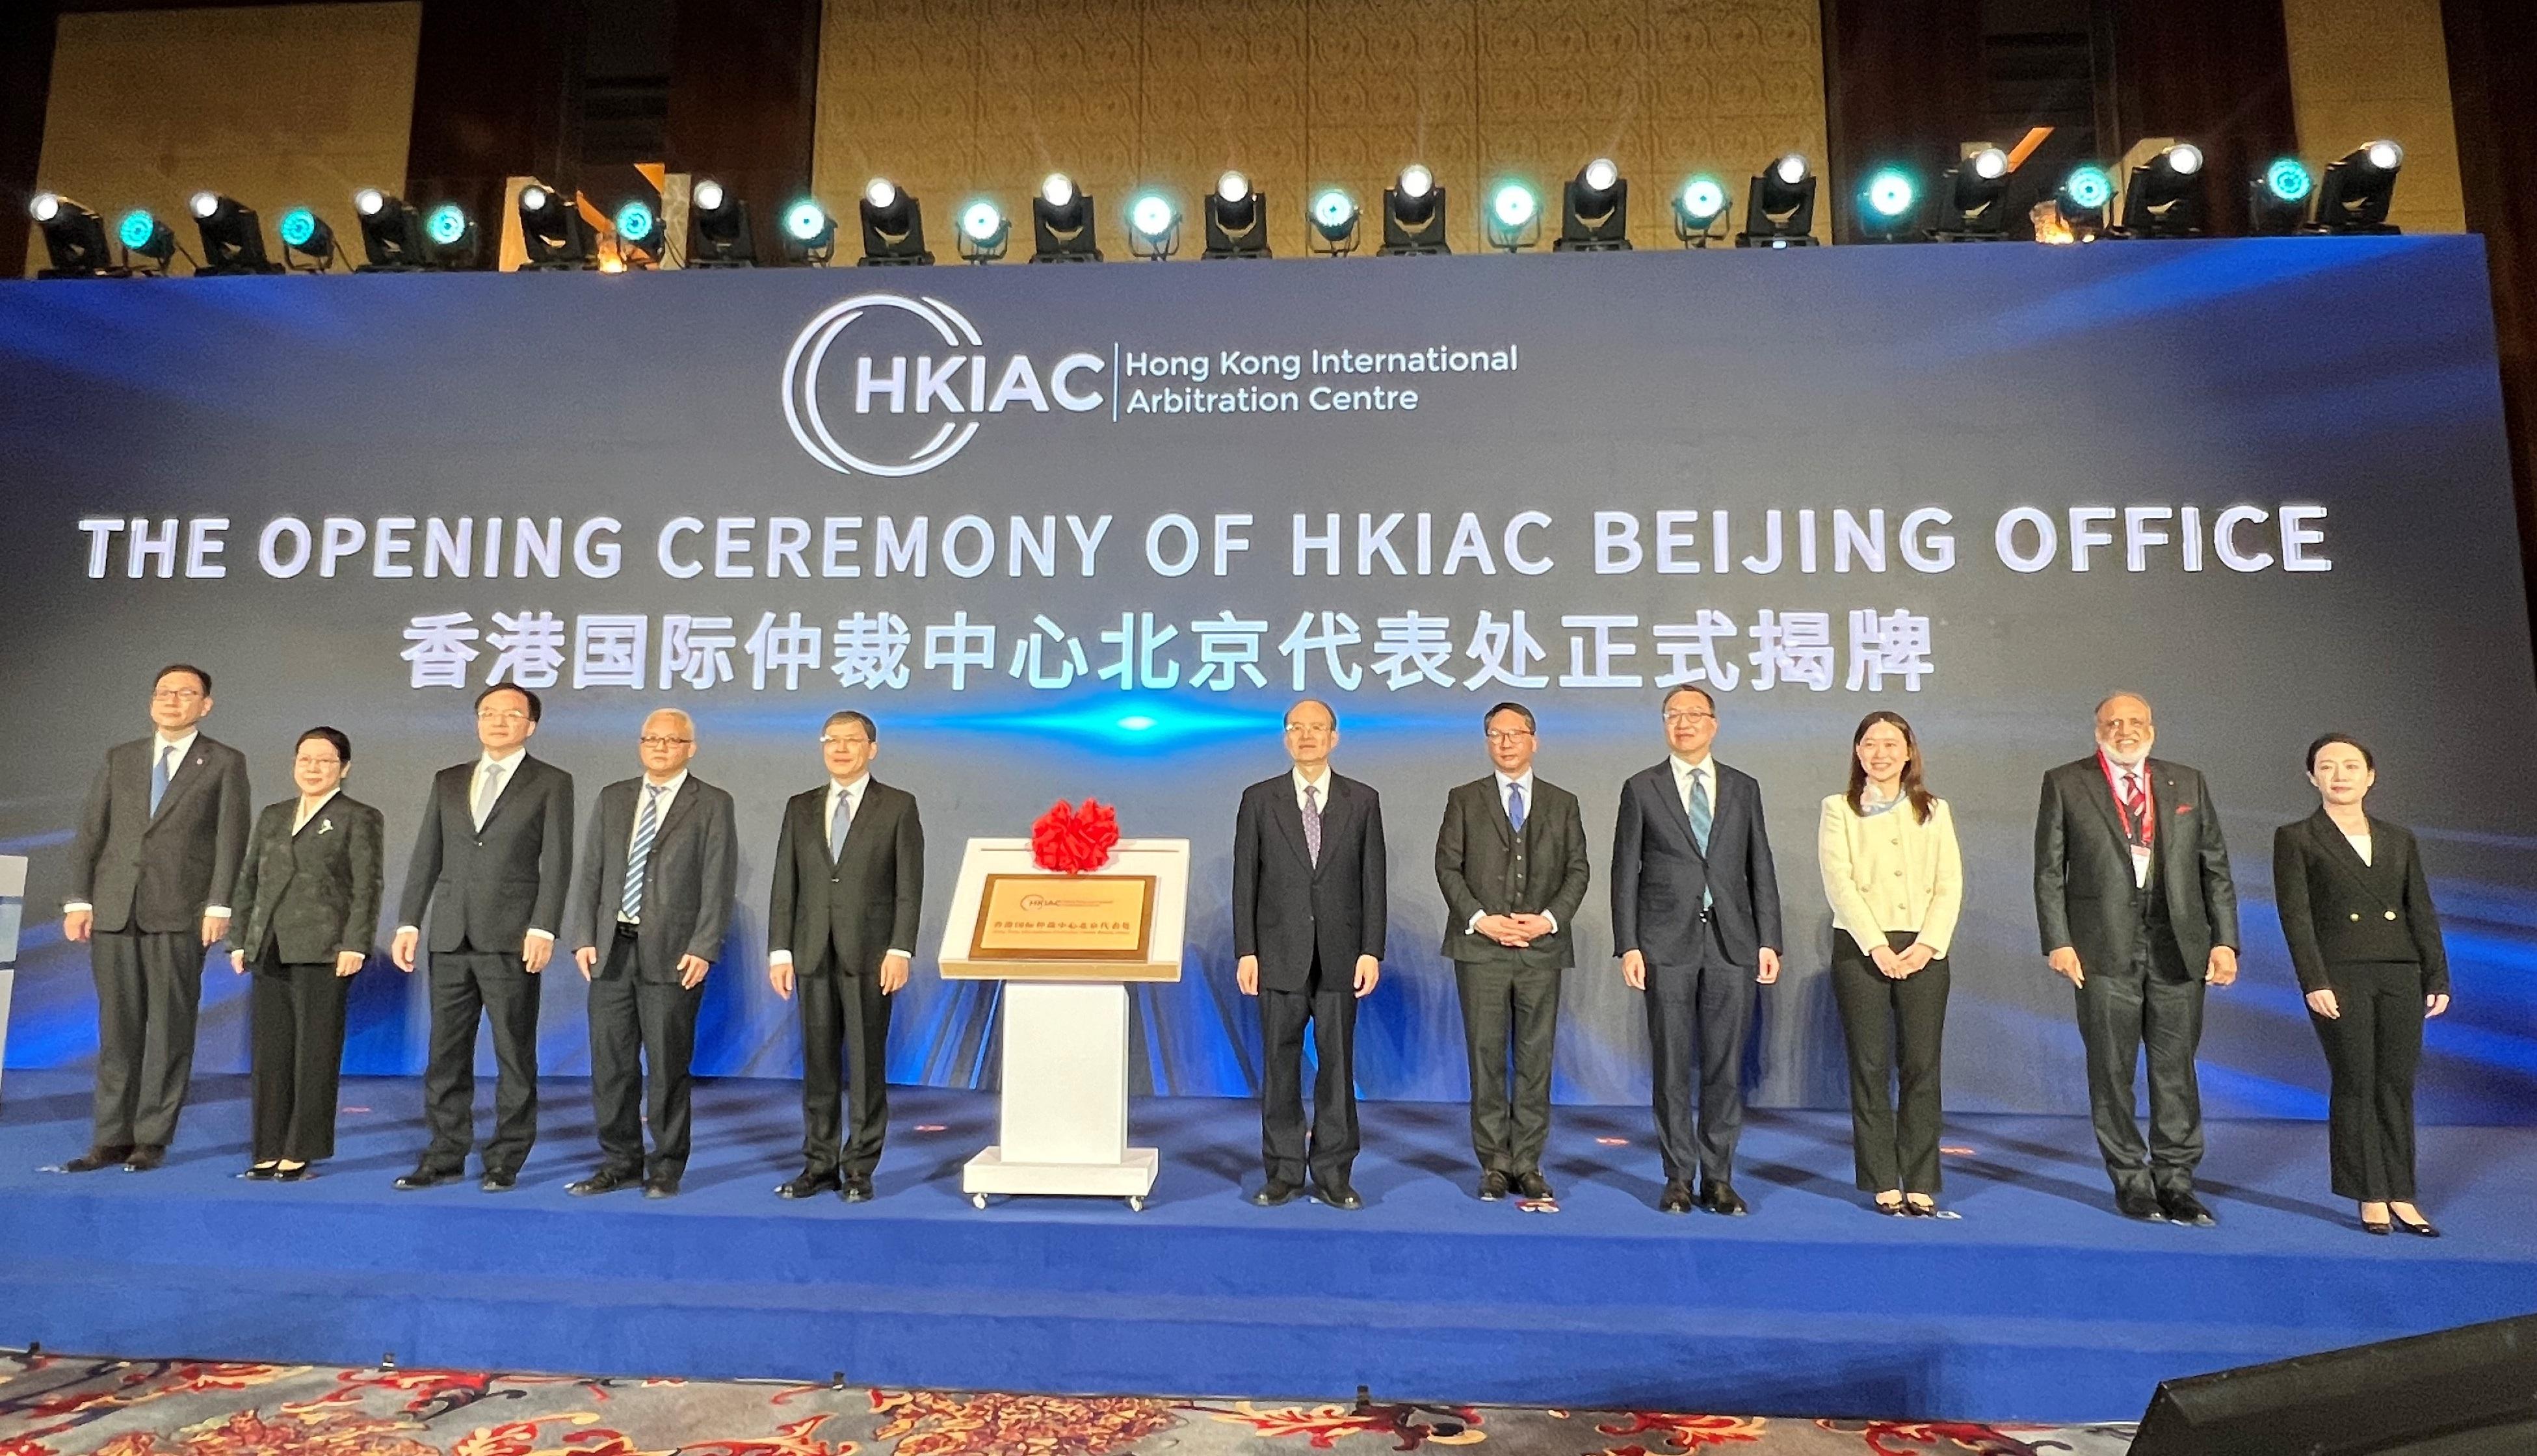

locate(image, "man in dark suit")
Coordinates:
767 709 923 1203
1232 698 1387 1210
1611 684 1782 1216
390 684 575 1192
2034 690 2240 1226
562 708 737 1199
58 663 252 1172
1435 701 1591 1202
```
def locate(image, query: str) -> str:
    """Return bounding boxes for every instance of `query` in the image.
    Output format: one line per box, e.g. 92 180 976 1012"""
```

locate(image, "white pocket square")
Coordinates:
317 819 334 834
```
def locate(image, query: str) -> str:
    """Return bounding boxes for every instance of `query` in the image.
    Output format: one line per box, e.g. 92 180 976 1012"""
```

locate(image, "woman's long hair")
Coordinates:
1846 710 1935 824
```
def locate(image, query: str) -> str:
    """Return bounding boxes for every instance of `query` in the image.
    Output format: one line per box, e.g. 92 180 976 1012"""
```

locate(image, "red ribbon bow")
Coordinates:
1031 798 1121 874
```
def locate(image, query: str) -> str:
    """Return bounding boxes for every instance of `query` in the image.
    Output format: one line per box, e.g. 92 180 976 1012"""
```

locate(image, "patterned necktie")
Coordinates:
150 744 175 814
828 786 850 859
622 785 662 922
473 761 505 829
1687 768 1712 852
2122 770 2151 849
1303 783 1323 866
1507 781 1527 833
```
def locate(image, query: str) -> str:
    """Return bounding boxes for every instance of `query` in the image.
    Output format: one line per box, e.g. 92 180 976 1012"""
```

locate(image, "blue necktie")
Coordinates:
1506 781 1526 833
828 788 850 859
622 785 661 922
150 744 175 814
1689 767 1714 909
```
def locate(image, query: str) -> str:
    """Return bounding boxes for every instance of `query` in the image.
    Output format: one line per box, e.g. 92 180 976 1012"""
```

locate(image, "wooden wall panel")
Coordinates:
2282 0 2464 234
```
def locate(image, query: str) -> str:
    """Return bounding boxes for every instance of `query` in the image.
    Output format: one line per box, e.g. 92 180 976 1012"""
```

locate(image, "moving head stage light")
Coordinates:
1032 173 1101 262
518 181 595 269
27 192 125 278
860 177 932 265
688 179 755 266
1378 164 1447 255
1737 153 1817 246
1933 147 2012 240
2311 140 2404 235
189 192 282 274
2120 143 2206 238
1557 157 1629 251
1203 171 1269 259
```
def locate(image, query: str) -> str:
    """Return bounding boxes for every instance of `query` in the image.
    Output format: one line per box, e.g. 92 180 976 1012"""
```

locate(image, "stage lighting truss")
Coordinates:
687 179 756 267
276 207 338 271
1556 157 1629 251
1483 182 1542 252
859 177 933 265
1857 167 1920 241
116 209 183 274
1308 188 1361 257
2309 140 2403 235
1032 173 1102 262
188 192 282 275
518 181 596 269
1670 176 1729 246
2120 142 2205 238
1378 163 1448 255
1126 192 1181 261
2250 157 2313 235
352 187 429 270
27 192 125 278
1202 171 1269 259
1933 146 2012 241
2055 163 2114 238
956 200 1010 263
614 199 666 268
782 200 839 265
1737 153 1818 247
422 202 480 268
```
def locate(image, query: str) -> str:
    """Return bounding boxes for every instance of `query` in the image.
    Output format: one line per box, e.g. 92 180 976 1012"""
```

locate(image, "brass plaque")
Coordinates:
969 874 1157 961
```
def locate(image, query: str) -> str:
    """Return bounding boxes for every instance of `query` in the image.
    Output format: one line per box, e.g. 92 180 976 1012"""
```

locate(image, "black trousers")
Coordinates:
1258 954 1360 1188
1454 959 1560 1176
798 936 891 1178
89 929 208 1150
1642 919 1756 1186
589 926 704 1180
2073 925 2204 1195
249 956 350 1162
1830 930 1951 1194
421 947 542 1174
2310 959 2426 1201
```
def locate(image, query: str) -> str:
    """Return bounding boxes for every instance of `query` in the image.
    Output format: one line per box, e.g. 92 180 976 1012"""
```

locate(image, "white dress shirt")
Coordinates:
2344 828 2374 866
68 729 222 918
1670 752 1715 826
1293 765 1333 814
1467 769 1556 934
769 773 908 966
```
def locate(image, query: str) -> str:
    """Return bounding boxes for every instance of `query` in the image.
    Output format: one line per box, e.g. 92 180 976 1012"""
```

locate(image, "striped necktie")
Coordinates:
622 785 663 922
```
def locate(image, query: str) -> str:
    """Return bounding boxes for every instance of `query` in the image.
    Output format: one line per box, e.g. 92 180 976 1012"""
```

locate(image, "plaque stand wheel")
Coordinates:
936 837 1189 1210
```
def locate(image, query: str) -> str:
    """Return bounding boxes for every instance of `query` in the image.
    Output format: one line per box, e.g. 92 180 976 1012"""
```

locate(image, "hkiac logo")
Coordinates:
782 293 1106 476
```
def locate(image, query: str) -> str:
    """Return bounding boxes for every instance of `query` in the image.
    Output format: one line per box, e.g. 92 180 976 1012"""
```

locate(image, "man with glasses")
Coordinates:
766 710 923 1203
1231 699 1388 1210
560 709 736 1199
1612 684 1783 1216
57 664 251 1173
390 684 575 1191
1435 701 1590 1202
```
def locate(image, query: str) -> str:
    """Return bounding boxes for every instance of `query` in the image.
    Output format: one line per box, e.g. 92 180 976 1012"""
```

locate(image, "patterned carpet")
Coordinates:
0 1353 2138 1456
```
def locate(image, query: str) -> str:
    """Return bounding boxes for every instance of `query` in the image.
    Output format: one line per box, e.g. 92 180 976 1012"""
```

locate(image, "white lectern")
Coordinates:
0 854 25 1103
938 837 1187 1210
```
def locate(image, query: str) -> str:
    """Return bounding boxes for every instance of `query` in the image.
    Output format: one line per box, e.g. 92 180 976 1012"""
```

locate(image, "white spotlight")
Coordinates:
1775 153 1808 186
865 177 897 209
2166 143 2204 176
2367 140 2404 171
693 179 726 213
1041 172 1077 208
1583 157 1618 192
29 191 61 223
1216 170 1250 205
1972 147 2008 180
1398 163 1434 200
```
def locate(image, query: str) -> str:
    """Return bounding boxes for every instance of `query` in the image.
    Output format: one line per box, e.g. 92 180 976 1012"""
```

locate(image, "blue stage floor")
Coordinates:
2 1069 2532 1425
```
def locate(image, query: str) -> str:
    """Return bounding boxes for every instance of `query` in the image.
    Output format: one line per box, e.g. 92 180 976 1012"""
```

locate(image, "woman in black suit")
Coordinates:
2272 733 2451 1236
227 727 383 1180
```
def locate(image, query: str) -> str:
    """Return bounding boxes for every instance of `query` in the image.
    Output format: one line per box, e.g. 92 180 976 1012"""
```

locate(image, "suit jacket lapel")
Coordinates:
650 779 701 853
2307 811 2387 902
1483 779 1517 848
1653 764 1704 860
2082 759 2131 852
1311 777 1358 882
834 781 880 862
1270 777 1312 873
148 741 214 825
477 756 534 832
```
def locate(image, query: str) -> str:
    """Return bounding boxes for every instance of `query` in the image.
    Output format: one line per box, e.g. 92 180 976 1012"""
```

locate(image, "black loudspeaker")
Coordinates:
2131 1314 2537 1455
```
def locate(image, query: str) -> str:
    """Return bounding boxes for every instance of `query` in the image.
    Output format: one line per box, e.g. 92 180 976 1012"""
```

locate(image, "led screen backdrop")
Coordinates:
1 237 2530 1123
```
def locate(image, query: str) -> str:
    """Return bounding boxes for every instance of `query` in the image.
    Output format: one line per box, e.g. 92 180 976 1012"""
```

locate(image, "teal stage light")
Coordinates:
118 209 177 270
425 203 467 246
1126 192 1178 260
1308 188 1360 256
278 207 318 248
1484 181 1540 252
1860 168 1919 240
956 200 1009 263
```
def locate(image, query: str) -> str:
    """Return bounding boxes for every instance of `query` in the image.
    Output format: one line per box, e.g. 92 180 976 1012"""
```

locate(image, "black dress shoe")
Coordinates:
480 1169 519 1192
1311 1182 1364 1210
395 1165 464 1191
1516 1172 1555 1201
2393 1212 2441 1238
122 1146 166 1173
1250 1178 1301 1207
1698 1181 1748 1217
643 1176 679 1200
567 1167 642 1197
1478 1170 1509 1201
2363 1215 2393 1236
1658 1180 1694 1214
840 1175 874 1203
240 1164 280 1182
775 1171 841 1200
60 1145 135 1174
273 1165 315 1184
2115 1186 2167 1221
2157 1188 2216 1227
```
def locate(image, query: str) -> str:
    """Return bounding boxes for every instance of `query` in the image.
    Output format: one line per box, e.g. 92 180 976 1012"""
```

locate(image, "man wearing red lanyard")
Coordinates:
2032 692 2241 1225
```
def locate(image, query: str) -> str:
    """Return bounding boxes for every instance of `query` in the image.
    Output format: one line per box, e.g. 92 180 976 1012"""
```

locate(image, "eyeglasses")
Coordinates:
292 755 342 768
151 688 204 703
476 709 529 723
638 736 692 749
1484 729 1533 744
820 734 873 748
1663 710 1717 725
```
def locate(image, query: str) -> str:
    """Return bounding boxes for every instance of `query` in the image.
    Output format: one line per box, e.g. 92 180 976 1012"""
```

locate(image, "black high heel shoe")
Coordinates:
239 1163 279 1182
2392 1210 2441 1238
